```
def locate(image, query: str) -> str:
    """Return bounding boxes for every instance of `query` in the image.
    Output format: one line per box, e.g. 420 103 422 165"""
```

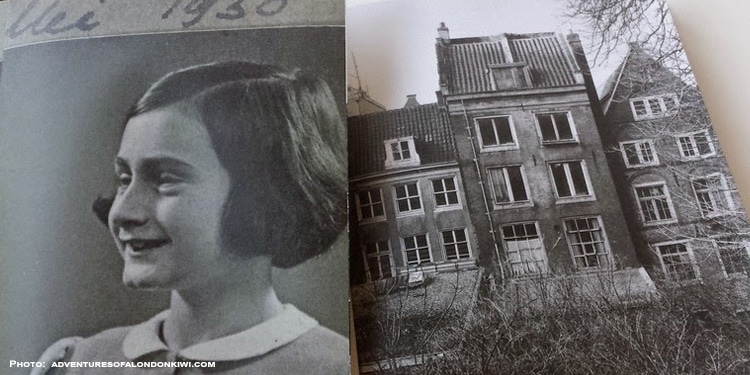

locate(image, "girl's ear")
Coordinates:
92 194 115 226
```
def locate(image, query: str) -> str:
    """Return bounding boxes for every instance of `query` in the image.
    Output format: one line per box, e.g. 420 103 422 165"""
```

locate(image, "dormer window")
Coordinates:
391 141 411 160
489 62 531 90
384 136 421 169
630 95 678 120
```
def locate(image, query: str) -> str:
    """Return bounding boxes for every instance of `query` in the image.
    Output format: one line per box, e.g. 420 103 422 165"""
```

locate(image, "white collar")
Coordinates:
122 304 318 361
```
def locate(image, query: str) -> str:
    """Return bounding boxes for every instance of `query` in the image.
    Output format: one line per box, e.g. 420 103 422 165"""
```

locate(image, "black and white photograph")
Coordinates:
347 0 750 373
0 1 349 374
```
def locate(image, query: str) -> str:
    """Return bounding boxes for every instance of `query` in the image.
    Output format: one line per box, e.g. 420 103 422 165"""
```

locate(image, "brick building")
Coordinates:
598 45 750 283
349 102 478 286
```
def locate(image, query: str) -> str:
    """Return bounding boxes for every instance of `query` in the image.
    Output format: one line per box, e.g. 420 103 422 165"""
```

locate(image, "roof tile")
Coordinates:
348 103 456 178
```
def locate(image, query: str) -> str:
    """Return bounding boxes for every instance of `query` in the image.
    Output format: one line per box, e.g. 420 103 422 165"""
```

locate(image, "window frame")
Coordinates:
474 115 519 152
486 165 532 208
393 181 423 216
355 187 386 223
402 234 432 267
562 216 611 270
384 136 421 169
535 111 579 145
440 228 472 261
715 241 750 278
629 94 679 121
620 139 659 168
362 240 394 282
633 182 678 226
691 173 734 218
676 130 715 160
500 221 549 276
654 240 700 282
489 62 532 90
547 160 595 203
431 176 461 211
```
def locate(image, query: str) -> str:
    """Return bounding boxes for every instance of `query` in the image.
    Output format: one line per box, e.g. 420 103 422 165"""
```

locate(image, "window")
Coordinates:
620 140 658 168
441 229 471 261
487 166 530 206
501 222 549 276
403 234 431 266
384 137 421 168
656 242 699 282
692 174 733 217
718 243 750 276
490 63 531 90
390 140 411 161
549 161 593 201
630 95 678 120
363 240 393 281
564 217 610 269
677 130 715 159
476 116 516 150
432 177 460 208
536 112 576 144
356 188 385 221
394 182 422 214
634 183 676 225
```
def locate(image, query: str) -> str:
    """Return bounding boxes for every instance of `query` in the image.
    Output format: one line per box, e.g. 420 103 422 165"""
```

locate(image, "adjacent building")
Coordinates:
598 45 750 283
349 102 478 286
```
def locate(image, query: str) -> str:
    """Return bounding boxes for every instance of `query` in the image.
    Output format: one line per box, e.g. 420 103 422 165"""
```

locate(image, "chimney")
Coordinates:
437 22 450 41
403 94 420 109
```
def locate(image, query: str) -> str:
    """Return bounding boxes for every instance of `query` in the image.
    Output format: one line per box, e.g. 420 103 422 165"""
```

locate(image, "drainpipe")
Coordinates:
460 99 505 283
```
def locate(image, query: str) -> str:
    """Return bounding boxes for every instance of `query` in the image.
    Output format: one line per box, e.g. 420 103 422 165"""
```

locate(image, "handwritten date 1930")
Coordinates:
162 0 288 28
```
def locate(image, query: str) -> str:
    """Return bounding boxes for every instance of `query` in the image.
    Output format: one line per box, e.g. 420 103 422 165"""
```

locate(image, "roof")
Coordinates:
436 32 580 95
598 53 629 115
599 45 686 116
348 103 457 178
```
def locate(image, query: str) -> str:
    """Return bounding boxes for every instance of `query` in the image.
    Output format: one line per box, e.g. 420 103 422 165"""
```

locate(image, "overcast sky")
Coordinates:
347 0 625 110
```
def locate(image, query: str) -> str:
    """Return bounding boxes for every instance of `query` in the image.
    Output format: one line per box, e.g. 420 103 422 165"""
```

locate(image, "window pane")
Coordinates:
409 197 421 210
478 119 498 146
391 143 402 160
435 193 447 206
416 235 427 247
648 98 663 114
447 192 459 205
395 186 407 199
679 137 696 157
495 117 514 144
432 180 443 192
507 167 528 201
380 257 393 278
551 163 571 197
488 168 510 203
695 133 712 155
639 142 654 162
633 100 648 116
624 143 639 165
554 113 573 140
569 162 589 195
400 141 410 159
407 183 418 196
538 115 556 141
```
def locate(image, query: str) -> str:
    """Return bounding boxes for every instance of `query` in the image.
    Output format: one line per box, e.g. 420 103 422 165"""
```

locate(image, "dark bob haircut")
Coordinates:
95 61 347 268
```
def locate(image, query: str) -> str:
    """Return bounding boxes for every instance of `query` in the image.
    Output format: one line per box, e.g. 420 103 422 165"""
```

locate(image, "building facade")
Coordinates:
349 103 478 286
598 46 750 284
434 25 649 287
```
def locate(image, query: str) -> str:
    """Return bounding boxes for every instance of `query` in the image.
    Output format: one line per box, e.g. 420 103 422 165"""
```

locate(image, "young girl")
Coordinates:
34 61 348 374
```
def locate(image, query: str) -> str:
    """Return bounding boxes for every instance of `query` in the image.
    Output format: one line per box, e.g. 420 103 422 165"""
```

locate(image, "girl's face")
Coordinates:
108 106 233 291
